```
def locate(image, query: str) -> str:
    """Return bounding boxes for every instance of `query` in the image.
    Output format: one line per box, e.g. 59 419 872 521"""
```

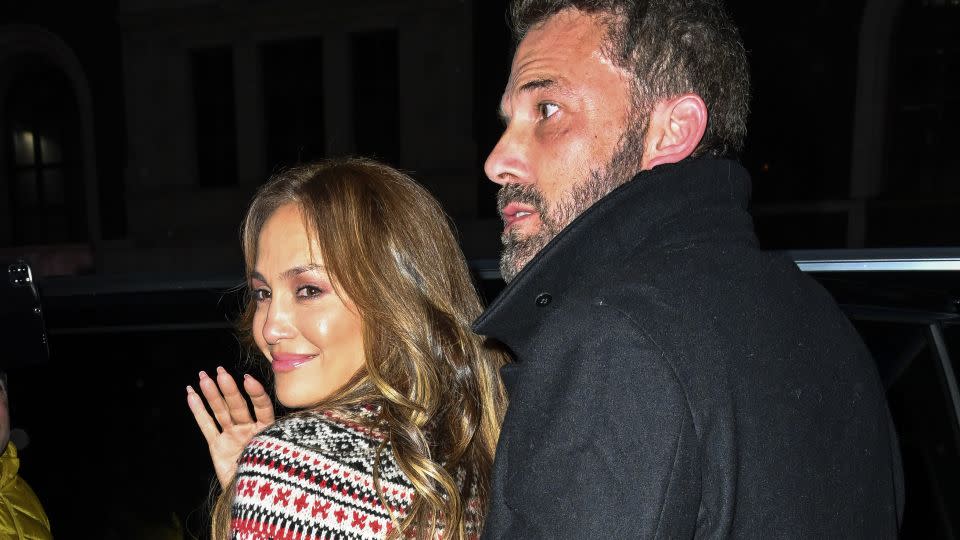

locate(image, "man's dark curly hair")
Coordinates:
510 0 750 158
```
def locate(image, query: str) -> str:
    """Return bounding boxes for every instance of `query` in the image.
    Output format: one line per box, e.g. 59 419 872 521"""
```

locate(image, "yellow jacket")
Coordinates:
0 442 51 539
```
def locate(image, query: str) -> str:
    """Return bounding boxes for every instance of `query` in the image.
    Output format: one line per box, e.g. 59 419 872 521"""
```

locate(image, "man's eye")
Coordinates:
538 102 559 119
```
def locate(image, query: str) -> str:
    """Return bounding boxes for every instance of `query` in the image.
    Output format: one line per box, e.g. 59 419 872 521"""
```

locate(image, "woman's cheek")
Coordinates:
314 318 329 339
252 312 269 354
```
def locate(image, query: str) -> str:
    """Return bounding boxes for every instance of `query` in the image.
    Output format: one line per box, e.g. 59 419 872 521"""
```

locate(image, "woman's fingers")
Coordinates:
216 367 253 425
197 370 233 430
186 386 221 447
244 374 276 425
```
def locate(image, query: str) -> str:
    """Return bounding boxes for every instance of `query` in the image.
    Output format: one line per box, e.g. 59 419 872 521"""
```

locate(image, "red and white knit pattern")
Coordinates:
231 408 414 540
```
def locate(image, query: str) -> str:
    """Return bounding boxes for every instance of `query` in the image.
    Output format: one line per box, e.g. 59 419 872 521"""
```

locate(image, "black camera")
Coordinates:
1 259 50 368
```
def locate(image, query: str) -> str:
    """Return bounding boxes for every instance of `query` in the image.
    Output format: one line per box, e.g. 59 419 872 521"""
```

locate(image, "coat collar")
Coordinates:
472 157 754 355
0 442 20 489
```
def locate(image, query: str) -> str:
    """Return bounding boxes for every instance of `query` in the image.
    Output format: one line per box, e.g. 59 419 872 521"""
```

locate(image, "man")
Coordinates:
0 372 52 539
473 1 904 537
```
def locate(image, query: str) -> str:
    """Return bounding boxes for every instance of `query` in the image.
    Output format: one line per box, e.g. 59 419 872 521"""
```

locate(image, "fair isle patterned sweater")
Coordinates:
231 408 414 540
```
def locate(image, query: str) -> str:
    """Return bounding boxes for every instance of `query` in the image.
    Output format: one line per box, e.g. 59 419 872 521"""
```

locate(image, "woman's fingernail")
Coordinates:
217 366 226 375
199 371 208 379
186 386 195 394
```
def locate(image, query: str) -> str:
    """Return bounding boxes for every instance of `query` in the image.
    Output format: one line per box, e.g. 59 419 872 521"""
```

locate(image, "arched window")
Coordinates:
4 55 85 246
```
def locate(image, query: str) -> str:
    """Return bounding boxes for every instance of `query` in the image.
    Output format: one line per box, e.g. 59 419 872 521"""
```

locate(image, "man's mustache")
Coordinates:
496 183 547 216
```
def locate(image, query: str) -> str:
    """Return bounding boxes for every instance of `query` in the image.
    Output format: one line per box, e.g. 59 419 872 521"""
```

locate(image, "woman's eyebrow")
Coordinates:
281 264 326 281
249 264 326 283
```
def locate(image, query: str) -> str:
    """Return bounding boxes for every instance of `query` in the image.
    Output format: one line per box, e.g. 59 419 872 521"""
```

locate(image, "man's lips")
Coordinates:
501 202 538 228
271 353 316 373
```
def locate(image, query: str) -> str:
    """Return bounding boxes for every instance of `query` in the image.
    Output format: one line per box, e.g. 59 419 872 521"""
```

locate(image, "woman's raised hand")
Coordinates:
186 367 275 489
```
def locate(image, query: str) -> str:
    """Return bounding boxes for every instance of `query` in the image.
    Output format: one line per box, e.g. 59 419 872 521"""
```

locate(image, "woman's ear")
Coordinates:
640 93 709 170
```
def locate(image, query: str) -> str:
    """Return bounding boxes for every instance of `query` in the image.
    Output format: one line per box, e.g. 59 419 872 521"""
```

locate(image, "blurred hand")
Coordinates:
186 367 275 489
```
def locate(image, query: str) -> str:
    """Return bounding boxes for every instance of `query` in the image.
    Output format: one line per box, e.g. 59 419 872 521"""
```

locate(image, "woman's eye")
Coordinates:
252 288 270 302
538 102 559 119
297 285 324 299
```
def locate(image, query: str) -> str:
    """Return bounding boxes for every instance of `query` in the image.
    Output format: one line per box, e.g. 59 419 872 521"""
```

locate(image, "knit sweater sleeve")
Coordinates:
230 409 415 540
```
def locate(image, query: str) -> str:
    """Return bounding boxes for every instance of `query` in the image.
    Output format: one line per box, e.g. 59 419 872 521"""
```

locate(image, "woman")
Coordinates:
186 158 507 539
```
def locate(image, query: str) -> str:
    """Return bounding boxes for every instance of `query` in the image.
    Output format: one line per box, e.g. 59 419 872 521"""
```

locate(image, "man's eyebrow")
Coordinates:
497 77 558 125
249 264 326 283
518 77 557 93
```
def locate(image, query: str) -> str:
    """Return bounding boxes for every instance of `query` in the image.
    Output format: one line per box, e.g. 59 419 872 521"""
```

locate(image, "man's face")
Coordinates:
486 9 646 281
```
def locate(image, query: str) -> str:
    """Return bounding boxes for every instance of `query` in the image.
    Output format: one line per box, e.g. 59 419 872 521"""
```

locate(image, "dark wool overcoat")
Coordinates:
475 158 904 539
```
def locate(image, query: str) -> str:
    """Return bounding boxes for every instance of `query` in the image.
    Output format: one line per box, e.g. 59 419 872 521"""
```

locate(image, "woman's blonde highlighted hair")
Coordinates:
211 158 508 539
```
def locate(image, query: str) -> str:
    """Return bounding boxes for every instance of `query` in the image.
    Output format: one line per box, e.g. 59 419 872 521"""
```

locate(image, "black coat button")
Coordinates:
535 293 552 307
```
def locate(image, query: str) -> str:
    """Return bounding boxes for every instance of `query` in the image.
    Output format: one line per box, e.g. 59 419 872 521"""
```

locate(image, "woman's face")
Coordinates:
250 203 365 408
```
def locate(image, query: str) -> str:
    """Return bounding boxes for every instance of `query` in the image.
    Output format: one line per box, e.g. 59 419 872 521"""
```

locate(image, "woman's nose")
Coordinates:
261 299 296 345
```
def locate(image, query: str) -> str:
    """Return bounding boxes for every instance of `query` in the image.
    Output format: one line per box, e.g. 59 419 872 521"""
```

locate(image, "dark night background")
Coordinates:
0 0 958 538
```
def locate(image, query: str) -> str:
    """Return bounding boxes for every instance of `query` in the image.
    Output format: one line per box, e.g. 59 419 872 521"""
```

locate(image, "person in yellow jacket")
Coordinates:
0 371 51 539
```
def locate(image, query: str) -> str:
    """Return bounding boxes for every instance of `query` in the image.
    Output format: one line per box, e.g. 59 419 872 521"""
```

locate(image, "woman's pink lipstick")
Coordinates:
271 353 315 373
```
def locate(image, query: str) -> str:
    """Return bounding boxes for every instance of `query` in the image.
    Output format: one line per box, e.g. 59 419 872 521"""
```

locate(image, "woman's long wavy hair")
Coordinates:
210 158 508 539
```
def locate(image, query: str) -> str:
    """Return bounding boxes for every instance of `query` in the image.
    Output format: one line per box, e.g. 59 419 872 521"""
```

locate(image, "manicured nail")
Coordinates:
243 374 251 380
186 386 195 394
199 371 208 379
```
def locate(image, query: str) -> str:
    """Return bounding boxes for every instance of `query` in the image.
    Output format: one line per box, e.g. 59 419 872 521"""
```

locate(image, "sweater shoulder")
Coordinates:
232 410 414 539
243 409 409 487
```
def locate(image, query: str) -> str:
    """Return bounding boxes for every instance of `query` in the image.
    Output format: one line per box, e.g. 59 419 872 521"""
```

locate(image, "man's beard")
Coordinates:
497 117 647 283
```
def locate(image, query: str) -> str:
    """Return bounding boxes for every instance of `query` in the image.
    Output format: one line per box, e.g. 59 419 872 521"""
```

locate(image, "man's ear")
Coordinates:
640 93 708 170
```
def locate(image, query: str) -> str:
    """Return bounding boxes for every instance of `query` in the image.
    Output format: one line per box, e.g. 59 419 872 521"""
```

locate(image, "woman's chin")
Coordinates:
275 384 331 409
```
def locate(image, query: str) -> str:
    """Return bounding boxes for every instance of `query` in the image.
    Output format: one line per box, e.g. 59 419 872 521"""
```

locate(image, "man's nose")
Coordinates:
484 124 530 186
